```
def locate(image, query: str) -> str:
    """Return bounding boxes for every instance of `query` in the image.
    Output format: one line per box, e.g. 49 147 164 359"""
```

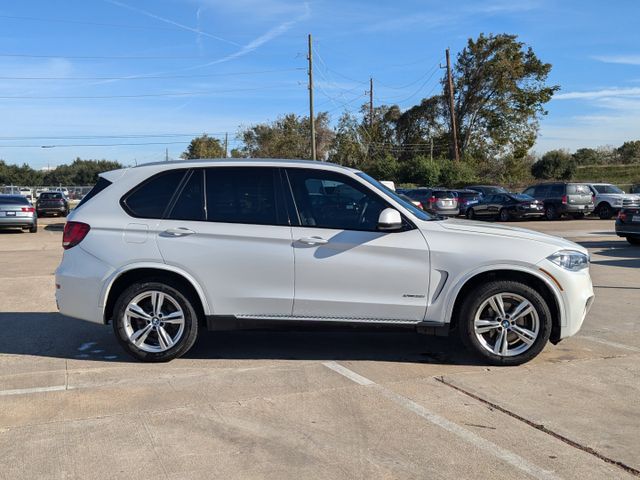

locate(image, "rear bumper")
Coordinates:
37 206 66 214
559 204 594 215
0 216 35 227
434 208 460 216
55 246 114 324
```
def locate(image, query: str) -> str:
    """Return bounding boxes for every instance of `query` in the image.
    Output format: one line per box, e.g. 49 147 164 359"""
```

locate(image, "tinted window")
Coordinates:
549 185 564 196
568 184 592 194
205 167 282 225
512 194 534 201
406 189 432 200
483 195 496 203
523 187 535 196
40 192 63 200
0 195 29 205
459 191 480 200
76 177 112 209
433 190 453 199
534 185 550 197
168 169 205 221
357 173 432 221
123 169 186 218
288 169 388 231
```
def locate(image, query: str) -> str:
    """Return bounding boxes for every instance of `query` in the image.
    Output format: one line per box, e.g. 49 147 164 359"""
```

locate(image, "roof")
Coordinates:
135 158 359 172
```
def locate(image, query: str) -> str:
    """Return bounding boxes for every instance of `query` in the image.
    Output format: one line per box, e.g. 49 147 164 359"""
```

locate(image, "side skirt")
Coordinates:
205 315 449 336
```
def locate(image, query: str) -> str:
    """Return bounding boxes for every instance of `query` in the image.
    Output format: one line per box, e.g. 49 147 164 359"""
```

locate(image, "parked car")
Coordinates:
36 191 69 217
405 188 459 216
615 208 640 245
398 193 422 209
464 185 508 197
0 194 37 233
630 184 640 194
467 193 544 221
585 183 640 219
451 189 482 216
522 182 594 220
56 159 594 366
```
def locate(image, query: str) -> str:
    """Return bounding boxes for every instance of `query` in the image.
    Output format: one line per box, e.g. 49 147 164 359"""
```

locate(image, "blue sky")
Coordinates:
1 0 639 169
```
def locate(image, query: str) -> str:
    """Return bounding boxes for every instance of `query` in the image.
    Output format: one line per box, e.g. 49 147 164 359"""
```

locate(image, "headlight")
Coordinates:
548 250 589 271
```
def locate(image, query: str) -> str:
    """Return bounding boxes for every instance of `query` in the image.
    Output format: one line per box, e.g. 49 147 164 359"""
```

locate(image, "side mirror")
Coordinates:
378 208 402 231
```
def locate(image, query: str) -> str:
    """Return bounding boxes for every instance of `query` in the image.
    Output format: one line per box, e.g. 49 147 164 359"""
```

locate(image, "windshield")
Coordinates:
356 173 435 221
593 184 624 194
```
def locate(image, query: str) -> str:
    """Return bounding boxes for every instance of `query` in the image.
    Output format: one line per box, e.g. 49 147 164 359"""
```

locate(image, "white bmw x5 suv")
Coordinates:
55 159 594 364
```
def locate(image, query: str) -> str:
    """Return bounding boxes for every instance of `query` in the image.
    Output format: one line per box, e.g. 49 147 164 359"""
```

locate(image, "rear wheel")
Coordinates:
113 281 200 362
29 222 37 233
499 208 510 222
627 236 640 246
466 208 476 220
598 203 613 219
544 205 559 220
458 280 552 366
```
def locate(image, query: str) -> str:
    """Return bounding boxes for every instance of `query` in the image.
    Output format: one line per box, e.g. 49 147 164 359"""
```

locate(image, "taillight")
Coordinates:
63 222 90 250
21 207 35 212
417 202 423 209
561 195 568 204
592 195 596 204
429 196 437 204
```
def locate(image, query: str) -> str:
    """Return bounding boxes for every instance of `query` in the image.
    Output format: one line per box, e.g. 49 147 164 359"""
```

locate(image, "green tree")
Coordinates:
398 156 441 185
531 150 575 180
238 113 333 159
572 148 600 165
438 159 477 186
181 134 225 159
617 141 640 163
449 33 558 159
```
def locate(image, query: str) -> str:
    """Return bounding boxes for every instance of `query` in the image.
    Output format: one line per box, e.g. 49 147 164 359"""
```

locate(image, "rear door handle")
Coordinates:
298 236 328 245
162 227 196 237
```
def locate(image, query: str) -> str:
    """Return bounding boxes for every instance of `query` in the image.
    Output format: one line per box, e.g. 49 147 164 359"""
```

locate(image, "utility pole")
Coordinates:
307 33 317 160
224 132 228 157
165 148 169 161
430 137 434 161
368 77 374 130
445 48 460 162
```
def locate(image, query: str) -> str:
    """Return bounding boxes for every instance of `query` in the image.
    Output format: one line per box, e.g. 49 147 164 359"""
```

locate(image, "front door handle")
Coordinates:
162 227 196 237
298 236 328 245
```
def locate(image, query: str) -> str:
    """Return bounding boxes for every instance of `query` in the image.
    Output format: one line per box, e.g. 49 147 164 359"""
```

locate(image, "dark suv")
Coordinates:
522 183 594 220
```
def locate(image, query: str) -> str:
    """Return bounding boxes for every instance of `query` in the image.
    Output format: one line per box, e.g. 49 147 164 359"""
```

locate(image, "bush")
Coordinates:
531 150 575 180
398 155 440 185
438 159 476 187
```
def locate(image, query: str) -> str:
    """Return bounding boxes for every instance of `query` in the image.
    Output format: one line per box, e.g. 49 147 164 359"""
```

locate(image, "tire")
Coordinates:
627 236 640 246
466 208 475 220
112 280 200 362
458 280 552 366
598 203 613 220
29 222 37 233
498 208 510 222
571 213 585 220
544 205 559 221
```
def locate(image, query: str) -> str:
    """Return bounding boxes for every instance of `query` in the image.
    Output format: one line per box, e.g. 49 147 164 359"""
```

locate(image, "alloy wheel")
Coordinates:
473 292 540 357
123 290 185 353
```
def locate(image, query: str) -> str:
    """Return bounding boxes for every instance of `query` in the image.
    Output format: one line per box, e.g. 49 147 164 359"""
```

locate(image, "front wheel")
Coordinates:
466 208 475 220
627 236 640 246
458 280 552 366
598 204 613 220
498 208 510 222
113 281 200 362
545 205 559 221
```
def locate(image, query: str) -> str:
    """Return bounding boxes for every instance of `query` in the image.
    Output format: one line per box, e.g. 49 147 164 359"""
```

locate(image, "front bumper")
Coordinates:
537 259 594 340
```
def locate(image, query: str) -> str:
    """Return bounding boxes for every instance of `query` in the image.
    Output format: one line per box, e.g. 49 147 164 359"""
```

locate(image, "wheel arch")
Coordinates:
446 267 564 344
102 264 211 324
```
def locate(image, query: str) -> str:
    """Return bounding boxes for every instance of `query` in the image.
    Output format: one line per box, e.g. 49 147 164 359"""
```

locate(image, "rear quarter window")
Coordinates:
122 169 187 218
76 177 113 209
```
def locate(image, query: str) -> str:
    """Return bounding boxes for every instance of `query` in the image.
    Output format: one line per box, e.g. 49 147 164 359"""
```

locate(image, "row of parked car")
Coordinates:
396 182 640 222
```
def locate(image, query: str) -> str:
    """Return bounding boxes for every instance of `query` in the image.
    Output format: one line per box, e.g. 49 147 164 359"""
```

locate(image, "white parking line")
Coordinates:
323 361 560 480
579 336 640 353
0 385 68 397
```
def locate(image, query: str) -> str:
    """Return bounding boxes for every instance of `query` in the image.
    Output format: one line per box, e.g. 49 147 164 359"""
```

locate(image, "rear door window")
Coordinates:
549 185 564 197
122 169 187 218
205 167 285 226
168 169 205 221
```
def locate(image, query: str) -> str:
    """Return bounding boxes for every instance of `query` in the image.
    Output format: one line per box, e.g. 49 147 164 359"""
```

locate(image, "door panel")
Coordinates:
285 168 430 322
156 167 294 317
291 227 430 321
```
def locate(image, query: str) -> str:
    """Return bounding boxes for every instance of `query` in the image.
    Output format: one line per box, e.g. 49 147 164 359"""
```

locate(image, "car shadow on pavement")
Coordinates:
0 312 482 365
44 223 65 231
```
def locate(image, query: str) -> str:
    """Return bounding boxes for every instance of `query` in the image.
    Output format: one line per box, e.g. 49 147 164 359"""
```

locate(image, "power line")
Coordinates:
0 53 240 60
0 67 305 81
0 13 189 31
0 133 229 141
0 84 296 99
0 141 192 148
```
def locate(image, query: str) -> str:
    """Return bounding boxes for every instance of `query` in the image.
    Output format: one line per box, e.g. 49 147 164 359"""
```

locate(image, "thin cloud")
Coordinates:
555 87 640 100
104 0 240 47
593 55 640 66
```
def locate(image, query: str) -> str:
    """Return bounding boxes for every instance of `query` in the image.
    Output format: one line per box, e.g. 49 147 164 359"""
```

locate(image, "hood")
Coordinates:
435 218 586 253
